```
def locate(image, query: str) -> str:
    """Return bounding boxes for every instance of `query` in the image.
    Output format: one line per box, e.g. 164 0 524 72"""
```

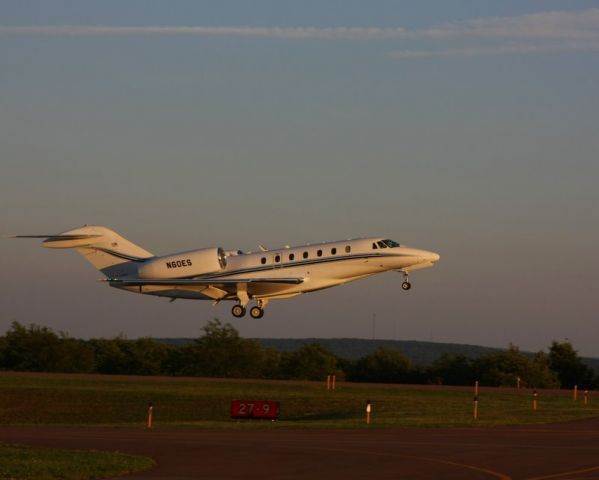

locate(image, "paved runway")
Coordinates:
2 420 599 479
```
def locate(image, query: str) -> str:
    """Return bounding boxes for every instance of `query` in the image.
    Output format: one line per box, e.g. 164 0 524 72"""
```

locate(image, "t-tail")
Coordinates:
12 225 154 278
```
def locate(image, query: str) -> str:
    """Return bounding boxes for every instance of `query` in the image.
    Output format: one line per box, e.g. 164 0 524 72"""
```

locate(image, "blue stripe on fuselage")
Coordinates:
190 252 411 280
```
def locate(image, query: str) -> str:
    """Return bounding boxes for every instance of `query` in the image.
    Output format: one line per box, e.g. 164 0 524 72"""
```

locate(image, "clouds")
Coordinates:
2 8 599 58
388 45 552 59
1 25 410 39
419 8 599 41
388 41 599 59
389 8 599 58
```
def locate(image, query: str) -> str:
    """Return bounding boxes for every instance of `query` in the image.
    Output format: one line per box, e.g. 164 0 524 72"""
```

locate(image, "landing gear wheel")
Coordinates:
401 281 412 291
249 306 264 319
232 305 246 318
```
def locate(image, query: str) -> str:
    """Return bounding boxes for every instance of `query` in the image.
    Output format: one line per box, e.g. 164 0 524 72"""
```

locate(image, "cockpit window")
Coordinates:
382 239 400 248
372 242 378 249
377 241 388 249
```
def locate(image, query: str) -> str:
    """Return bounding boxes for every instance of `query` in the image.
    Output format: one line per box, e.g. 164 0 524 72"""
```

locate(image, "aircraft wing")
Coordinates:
106 277 304 286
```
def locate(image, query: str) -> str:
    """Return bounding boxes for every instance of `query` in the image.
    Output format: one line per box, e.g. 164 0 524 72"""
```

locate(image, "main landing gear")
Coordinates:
231 299 268 319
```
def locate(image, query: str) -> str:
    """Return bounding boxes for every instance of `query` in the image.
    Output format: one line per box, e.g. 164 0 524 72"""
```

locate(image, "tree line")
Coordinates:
0 320 596 389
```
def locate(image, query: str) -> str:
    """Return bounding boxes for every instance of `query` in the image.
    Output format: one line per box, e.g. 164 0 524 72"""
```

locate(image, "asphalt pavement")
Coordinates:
2 419 599 479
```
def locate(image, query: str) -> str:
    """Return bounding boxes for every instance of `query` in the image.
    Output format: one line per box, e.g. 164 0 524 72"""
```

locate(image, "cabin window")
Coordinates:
317 249 323 257
331 247 337 255
303 251 309 259
289 253 295 261
345 245 351 253
275 254 281 263
261 257 266 264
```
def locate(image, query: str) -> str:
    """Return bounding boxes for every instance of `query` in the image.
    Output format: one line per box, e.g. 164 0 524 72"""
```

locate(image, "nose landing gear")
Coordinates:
400 271 412 290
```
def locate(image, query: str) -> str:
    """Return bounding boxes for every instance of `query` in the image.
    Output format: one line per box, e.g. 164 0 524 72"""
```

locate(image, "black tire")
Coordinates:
232 305 246 317
401 281 412 290
250 306 264 319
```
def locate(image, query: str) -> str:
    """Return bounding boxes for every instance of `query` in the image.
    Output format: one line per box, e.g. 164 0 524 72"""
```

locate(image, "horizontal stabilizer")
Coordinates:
12 234 103 245
11 234 102 239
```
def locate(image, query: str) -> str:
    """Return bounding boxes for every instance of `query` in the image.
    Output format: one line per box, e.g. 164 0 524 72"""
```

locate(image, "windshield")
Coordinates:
381 239 400 248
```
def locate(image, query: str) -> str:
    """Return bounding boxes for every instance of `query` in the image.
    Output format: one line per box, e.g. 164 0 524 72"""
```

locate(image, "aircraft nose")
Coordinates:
424 251 440 263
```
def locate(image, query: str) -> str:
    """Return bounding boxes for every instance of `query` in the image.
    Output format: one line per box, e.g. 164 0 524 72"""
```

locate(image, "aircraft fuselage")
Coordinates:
12 226 439 319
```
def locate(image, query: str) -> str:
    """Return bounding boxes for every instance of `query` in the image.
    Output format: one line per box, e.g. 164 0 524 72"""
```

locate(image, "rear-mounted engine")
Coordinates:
138 247 226 279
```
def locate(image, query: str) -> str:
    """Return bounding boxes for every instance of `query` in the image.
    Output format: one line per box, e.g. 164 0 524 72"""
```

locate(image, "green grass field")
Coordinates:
1 373 597 428
0 443 154 480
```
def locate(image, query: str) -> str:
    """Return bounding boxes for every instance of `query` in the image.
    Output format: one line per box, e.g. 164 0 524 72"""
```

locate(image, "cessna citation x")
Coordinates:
13 226 440 319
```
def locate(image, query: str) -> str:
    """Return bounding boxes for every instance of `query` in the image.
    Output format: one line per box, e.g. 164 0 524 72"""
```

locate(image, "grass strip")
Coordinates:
0 373 597 428
0 443 155 480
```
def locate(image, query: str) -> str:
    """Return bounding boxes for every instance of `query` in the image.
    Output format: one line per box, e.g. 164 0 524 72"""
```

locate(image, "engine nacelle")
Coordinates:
138 247 227 279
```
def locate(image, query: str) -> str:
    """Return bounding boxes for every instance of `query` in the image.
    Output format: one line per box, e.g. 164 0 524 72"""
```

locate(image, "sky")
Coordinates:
1 1 598 355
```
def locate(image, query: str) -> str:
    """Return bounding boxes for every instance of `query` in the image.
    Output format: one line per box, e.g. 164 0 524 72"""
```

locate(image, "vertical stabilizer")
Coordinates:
36 225 154 277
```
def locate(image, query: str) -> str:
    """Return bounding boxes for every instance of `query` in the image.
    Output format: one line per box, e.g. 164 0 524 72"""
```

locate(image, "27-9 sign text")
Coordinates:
231 400 279 420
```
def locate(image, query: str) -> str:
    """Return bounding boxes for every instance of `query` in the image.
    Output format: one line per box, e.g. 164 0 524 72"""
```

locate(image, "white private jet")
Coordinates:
13 226 440 318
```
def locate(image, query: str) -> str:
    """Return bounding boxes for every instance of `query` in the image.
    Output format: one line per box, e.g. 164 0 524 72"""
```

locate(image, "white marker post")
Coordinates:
473 380 480 419
147 402 153 429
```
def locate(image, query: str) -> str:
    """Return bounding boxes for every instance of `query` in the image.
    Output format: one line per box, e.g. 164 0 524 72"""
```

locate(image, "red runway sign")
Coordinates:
231 400 279 420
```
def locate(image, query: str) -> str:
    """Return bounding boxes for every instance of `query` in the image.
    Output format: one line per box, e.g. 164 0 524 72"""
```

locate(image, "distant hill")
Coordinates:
158 337 599 369
253 338 503 365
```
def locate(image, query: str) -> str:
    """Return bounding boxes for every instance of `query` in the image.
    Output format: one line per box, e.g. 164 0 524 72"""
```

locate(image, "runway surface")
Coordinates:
2 420 599 479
